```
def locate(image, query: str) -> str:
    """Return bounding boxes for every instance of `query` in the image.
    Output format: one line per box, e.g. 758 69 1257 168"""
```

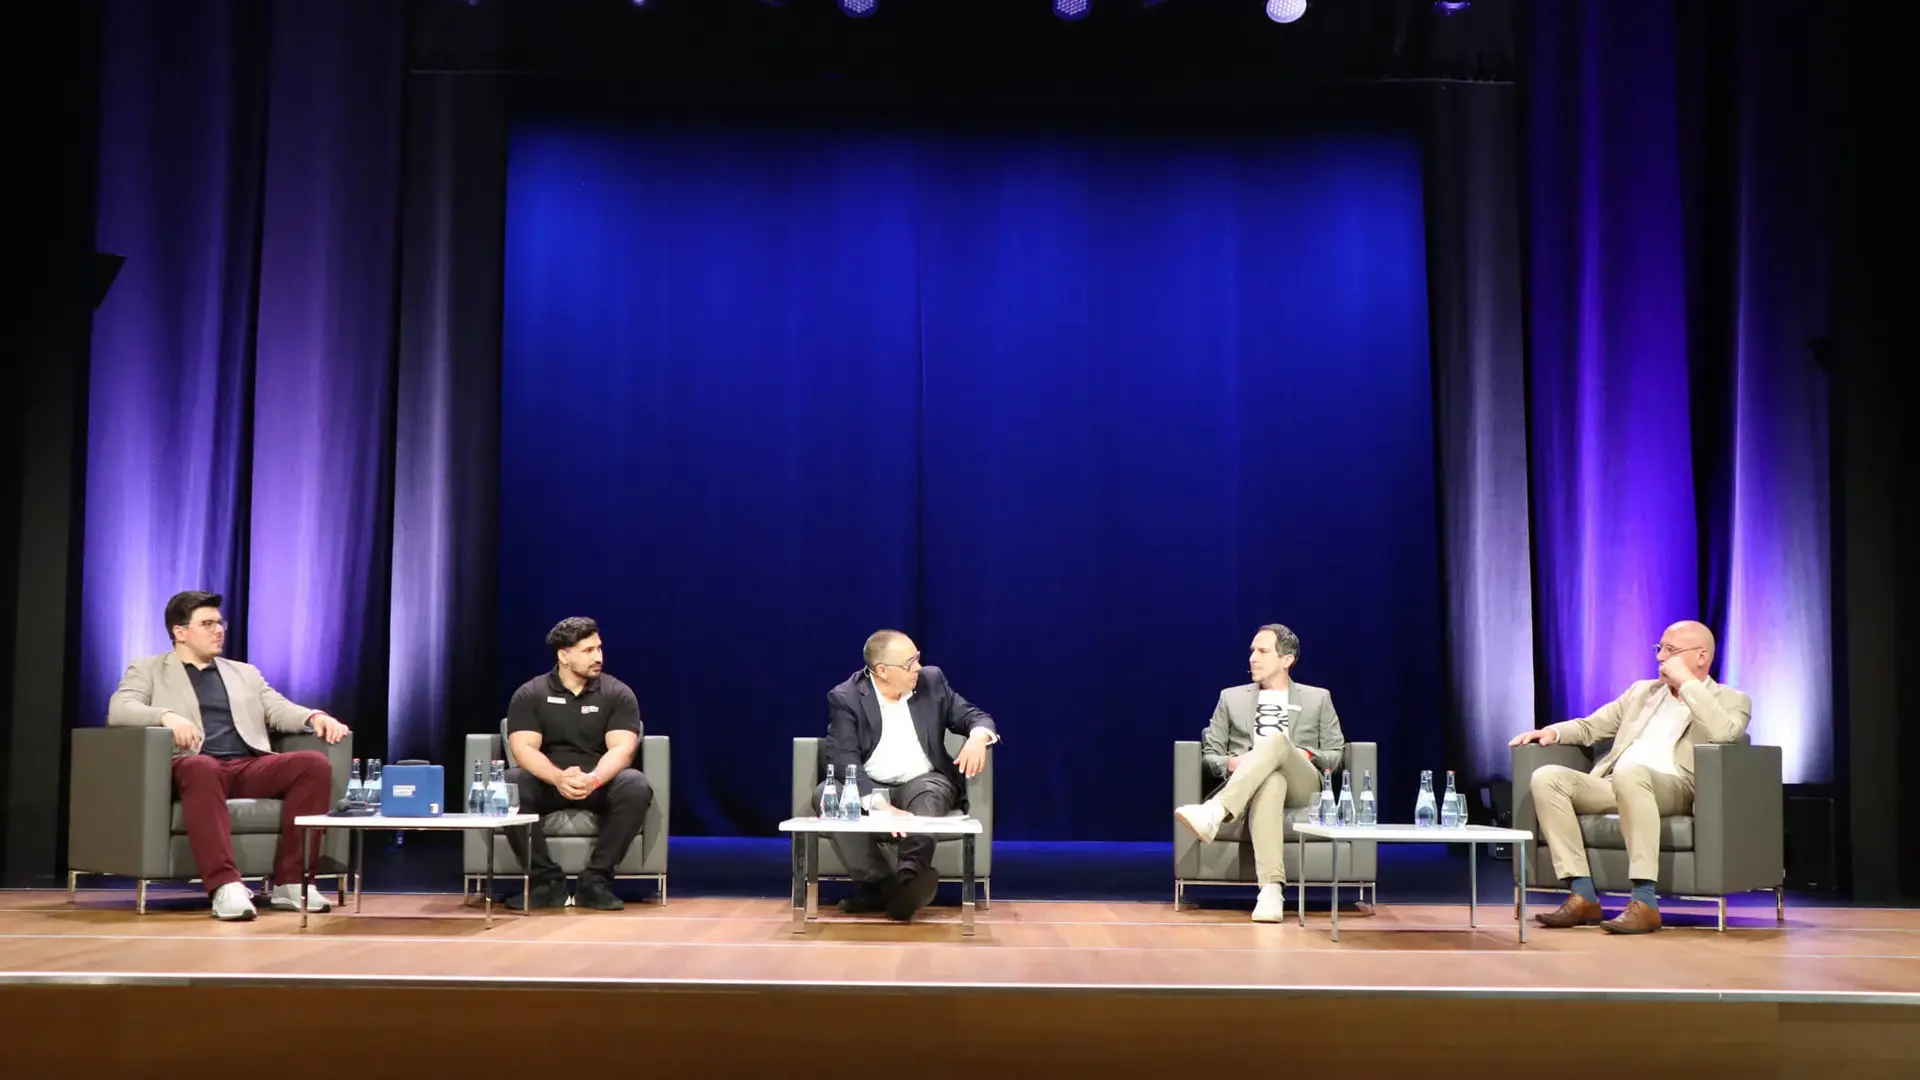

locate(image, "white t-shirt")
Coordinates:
1253 690 1294 741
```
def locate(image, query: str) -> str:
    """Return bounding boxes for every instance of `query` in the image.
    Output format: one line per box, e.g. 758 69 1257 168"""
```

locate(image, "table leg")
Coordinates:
353 828 365 914
789 832 806 934
485 826 495 928
1329 839 1341 943
300 825 312 931
1517 841 1529 944
806 833 819 918
1296 831 1307 927
962 834 977 937
1469 841 1478 928
520 824 533 917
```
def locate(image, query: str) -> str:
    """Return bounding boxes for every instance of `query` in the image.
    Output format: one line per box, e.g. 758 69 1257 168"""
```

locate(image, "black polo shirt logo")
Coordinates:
581 705 599 714
546 696 565 704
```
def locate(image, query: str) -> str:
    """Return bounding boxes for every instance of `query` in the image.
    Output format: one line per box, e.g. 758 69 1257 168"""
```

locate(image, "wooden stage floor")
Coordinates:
4 890 1916 1077
3 888 1916 998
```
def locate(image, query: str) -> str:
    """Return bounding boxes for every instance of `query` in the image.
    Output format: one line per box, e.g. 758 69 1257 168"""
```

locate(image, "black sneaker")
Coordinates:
506 880 567 910
573 873 625 911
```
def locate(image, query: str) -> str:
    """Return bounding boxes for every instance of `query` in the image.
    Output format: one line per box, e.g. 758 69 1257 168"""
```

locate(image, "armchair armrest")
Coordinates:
1691 742 1783 894
68 727 174 878
637 735 669 873
463 731 504 792
1510 742 1591 881
1174 741 1203 806
792 737 823 817
270 731 353 805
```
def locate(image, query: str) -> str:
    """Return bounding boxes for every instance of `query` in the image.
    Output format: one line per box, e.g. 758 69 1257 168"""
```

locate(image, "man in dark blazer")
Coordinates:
818 629 999 921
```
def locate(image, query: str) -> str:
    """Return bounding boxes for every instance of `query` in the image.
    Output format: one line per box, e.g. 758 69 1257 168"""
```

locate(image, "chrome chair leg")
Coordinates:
1775 886 1785 925
66 870 79 904
135 880 148 915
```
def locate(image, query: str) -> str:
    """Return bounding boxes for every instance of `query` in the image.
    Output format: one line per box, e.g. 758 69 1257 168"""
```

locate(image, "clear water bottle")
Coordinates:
1414 769 1438 827
1336 770 1356 826
1358 769 1377 826
1440 769 1463 827
347 758 365 806
820 764 841 819
840 765 863 821
467 761 487 816
1316 770 1336 826
488 760 510 817
365 758 383 813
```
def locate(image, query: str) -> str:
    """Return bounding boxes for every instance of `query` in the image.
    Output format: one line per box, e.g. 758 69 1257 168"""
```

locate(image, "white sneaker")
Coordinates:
1174 800 1227 843
1253 883 1287 923
210 882 257 921
269 883 333 913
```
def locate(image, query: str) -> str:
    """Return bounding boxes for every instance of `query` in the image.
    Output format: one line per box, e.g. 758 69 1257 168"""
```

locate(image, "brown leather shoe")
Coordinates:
1601 899 1662 934
1533 893 1604 928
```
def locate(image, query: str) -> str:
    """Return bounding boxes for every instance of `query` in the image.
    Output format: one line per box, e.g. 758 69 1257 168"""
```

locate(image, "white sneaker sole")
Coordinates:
1173 807 1219 843
267 897 331 913
1252 906 1286 923
211 906 256 921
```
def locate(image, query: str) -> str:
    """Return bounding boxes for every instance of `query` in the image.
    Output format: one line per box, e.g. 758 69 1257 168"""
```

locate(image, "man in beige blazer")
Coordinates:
1174 624 1347 923
1511 619 1751 934
107 590 351 920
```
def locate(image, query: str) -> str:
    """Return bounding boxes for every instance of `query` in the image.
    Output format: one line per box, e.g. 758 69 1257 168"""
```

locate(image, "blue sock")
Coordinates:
1631 879 1658 907
1568 877 1598 903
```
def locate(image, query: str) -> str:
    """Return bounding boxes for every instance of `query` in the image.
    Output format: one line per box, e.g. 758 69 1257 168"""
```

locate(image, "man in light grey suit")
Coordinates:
107 590 351 920
1175 624 1347 922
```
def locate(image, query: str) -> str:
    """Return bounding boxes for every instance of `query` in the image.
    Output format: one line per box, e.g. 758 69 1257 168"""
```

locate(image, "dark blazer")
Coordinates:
824 666 997 812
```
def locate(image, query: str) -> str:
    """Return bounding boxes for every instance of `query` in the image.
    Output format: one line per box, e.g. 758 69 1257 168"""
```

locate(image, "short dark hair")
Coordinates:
545 617 600 652
863 629 907 671
164 591 222 639
1258 623 1300 661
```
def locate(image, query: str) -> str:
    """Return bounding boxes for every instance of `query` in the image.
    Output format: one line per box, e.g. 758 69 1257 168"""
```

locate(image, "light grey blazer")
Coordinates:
107 652 320 757
1199 681 1346 783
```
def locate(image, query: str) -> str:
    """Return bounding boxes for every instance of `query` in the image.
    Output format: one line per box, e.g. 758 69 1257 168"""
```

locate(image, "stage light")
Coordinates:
1054 0 1092 20
1266 0 1307 23
840 0 877 17
1434 1 1471 14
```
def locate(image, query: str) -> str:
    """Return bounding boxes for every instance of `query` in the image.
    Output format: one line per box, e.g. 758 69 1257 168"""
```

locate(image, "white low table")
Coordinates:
779 815 984 936
294 813 540 928
1294 823 1535 943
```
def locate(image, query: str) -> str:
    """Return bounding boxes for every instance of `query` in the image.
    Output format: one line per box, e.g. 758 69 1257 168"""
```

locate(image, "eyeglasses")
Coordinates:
187 619 226 630
1654 642 1702 657
877 653 922 671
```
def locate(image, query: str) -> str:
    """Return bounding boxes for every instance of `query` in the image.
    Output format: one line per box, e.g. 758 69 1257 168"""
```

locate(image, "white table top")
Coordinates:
294 812 540 830
1294 823 1533 843
779 814 983 835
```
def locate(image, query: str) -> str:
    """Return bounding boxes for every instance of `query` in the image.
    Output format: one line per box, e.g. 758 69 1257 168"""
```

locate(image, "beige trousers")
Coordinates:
1210 730 1323 886
1530 763 1694 882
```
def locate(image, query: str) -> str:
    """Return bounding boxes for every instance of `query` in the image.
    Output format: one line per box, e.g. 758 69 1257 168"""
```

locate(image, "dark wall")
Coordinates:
4 0 102 886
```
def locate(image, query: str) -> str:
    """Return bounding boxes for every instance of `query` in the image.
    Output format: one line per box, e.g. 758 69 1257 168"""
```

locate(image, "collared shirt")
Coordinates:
1616 689 1691 776
506 670 643 771
183 660 253 758
864 686 936 786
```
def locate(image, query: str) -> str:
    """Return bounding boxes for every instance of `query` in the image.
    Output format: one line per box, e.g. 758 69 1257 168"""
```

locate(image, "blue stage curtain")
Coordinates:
83 0 270 723
244 0 405 731
501 126 1442 838
1525 0 1833 781
83 0 405 749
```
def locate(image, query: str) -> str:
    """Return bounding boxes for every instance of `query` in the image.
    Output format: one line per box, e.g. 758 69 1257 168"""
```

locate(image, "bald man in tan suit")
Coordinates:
1510 620 1751 934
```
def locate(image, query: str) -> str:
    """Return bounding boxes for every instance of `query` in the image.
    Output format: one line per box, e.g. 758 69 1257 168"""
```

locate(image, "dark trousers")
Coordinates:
171 750 332 893
813 771 961 887
506 767 653 882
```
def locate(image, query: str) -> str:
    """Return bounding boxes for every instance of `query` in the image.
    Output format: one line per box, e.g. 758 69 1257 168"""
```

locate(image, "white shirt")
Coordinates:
1615 689 1692 776
863 686 935 787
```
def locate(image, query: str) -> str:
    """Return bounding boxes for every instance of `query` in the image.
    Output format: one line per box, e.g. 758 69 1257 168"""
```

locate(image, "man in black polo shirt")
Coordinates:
504 617 651 910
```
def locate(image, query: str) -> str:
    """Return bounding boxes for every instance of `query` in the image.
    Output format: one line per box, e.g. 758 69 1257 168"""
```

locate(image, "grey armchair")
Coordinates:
67 726 354 913
1510 739 1785 930
1173 740 1379 910
461 719 669 902
791 734 993 906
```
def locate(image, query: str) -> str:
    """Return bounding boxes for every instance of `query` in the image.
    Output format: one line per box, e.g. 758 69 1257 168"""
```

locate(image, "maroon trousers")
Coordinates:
171 751 332 893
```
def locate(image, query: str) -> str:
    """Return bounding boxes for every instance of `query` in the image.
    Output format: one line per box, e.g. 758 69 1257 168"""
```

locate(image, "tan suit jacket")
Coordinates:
1199 681 1346 781
1545 676 1751 781
107 652 319 757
